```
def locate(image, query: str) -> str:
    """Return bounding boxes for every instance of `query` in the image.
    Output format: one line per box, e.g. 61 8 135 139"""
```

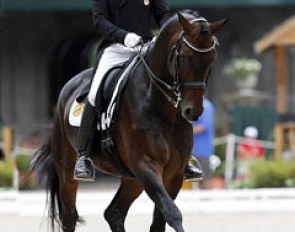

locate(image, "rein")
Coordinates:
139 54 182 108
139 18 217 108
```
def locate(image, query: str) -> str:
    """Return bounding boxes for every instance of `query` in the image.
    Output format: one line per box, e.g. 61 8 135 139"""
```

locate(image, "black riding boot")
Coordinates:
184 156 204 182
74 101 96 182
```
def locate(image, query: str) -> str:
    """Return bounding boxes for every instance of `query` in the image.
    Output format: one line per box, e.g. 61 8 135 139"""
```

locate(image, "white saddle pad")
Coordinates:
69 101 85 127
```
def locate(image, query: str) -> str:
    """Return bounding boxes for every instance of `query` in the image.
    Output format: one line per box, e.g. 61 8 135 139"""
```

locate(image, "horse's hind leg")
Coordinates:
59 178 80 232
52 118 80 232
149 174 184 232
57 142 81 232
104 177 143 232
137 162 184 232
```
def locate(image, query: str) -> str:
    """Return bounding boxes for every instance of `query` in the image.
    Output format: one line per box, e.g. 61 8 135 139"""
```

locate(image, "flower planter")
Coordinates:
211 176 225 189
235 74 258 90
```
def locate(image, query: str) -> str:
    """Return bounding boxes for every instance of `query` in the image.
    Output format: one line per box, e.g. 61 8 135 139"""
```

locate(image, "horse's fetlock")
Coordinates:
104 208 121 222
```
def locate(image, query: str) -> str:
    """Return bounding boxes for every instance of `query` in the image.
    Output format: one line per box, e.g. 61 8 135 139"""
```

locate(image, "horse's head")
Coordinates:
167 12 228 122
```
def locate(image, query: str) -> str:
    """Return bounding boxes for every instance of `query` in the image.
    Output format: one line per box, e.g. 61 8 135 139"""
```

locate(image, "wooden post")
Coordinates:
289 127 295 159
2 126 14 162
274 123 295 159
274 124 283 159
274 46 287 113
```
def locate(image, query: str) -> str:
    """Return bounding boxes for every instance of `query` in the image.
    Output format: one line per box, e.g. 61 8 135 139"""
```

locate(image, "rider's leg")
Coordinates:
73 49 107 182
74 101 96 181
74 44 138 181
184 156 204 182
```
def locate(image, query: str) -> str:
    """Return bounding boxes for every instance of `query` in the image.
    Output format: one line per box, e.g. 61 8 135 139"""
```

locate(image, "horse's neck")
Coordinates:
146 19 180 78
145 41 170 78
137 28 181 124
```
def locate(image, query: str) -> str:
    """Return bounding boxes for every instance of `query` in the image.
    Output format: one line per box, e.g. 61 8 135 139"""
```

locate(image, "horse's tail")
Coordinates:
31 139 60 231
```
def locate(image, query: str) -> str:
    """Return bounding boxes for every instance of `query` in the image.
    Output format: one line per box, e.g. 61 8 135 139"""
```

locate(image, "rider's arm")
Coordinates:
92 0 128 44
151 0 171 28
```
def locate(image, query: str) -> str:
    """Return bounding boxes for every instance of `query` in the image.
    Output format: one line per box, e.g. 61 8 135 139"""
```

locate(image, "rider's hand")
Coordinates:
124 33 141 48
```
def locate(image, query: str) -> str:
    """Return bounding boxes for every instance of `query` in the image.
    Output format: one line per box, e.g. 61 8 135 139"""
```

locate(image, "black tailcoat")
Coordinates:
92 0 170 46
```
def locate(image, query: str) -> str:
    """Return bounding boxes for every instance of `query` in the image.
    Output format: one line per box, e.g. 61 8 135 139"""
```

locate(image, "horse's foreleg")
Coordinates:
137 162 184 232
149 174 184 232
104 177 143 232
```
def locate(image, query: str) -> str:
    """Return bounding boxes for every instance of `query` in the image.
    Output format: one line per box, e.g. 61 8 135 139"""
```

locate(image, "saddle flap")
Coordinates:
99 65 127 107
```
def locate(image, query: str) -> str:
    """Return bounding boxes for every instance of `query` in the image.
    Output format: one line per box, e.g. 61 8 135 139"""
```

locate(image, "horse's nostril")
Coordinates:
184 107 196 120
182 106 202 122
185 108 192 117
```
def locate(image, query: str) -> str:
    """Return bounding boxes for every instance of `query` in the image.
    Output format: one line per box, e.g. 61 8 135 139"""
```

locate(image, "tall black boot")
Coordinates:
74 101 97 182
184 156 204 182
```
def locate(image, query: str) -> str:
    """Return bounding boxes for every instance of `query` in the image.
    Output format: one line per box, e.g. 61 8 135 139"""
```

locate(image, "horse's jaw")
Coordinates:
181 112 198 124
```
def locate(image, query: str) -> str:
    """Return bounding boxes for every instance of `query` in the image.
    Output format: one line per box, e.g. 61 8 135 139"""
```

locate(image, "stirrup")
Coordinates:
74 156 96 182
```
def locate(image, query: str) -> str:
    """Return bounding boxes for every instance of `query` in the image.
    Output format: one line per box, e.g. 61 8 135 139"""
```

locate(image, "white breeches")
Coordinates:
88 44 139 106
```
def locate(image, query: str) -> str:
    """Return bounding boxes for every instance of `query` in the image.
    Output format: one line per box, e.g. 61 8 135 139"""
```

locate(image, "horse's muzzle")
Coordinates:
182 106 203 122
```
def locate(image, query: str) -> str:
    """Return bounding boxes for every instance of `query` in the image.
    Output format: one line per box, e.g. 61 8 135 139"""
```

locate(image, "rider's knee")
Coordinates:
87 94 96 107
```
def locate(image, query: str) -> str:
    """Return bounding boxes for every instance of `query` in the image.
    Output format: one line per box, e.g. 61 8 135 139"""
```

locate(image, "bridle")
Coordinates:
139 17 218 108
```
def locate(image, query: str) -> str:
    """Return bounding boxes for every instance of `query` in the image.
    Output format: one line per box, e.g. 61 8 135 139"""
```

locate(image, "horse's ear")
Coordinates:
209 18 229 34
177 11 193 34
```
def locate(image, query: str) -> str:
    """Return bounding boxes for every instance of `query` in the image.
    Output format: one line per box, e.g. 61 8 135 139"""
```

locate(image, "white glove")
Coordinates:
124 33 141 48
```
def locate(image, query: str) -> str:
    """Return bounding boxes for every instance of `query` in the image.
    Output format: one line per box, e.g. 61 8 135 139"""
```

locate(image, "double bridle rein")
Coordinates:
139 17 218 108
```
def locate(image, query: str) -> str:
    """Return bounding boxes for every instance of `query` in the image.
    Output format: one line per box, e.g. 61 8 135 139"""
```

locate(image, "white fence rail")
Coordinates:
214 134 275 187
1 134 276 190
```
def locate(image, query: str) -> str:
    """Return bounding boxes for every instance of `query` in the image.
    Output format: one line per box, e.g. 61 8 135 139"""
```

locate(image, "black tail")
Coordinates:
31 140 60 231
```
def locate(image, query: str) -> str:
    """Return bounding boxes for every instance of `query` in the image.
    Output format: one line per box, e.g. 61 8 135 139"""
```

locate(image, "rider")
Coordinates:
74 0 204 182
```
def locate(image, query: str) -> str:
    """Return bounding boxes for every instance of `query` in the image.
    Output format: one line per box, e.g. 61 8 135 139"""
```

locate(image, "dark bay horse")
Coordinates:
32 11 227 232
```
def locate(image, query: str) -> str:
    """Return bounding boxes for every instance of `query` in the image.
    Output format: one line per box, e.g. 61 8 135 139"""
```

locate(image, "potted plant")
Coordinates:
225 57 262 91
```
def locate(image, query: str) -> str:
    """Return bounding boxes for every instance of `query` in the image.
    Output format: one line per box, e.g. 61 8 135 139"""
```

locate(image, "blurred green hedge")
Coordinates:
15 154 31 172
0 161 13 187
15 154 37 190
248 159 295 188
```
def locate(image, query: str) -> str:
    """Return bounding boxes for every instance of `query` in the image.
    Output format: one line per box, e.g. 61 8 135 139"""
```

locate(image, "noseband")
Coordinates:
139 17 217 108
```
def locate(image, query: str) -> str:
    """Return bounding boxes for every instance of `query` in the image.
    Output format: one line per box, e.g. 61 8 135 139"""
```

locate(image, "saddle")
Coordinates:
71 54 139 128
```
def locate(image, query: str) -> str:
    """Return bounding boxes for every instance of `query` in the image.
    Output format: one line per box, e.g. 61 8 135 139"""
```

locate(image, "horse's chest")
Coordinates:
172 125 193 156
